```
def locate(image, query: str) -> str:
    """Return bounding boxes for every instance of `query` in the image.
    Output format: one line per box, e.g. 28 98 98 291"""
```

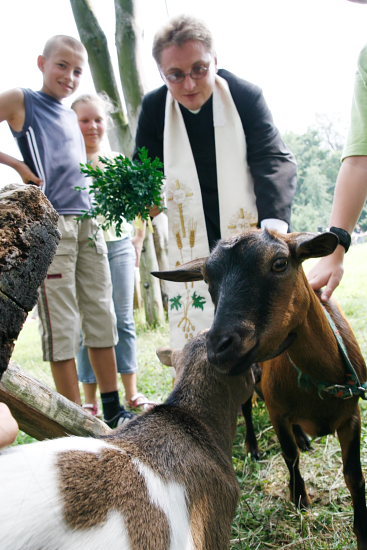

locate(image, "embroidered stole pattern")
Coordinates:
163 75 258 348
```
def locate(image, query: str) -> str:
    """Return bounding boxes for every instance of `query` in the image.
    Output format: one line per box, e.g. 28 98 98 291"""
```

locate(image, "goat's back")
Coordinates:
1 420 238 550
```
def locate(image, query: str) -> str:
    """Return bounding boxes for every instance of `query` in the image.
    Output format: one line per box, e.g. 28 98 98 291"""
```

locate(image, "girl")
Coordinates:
72 94 153 418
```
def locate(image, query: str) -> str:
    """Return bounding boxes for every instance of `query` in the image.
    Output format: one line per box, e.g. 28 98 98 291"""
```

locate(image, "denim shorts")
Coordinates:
77 237 137 381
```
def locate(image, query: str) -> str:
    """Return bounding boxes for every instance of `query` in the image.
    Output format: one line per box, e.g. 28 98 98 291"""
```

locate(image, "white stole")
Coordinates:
163 75 258 348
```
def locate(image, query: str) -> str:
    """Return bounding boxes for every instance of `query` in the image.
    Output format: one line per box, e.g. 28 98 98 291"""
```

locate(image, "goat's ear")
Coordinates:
293 232 339 261
151 257 206 282
156 346 173 366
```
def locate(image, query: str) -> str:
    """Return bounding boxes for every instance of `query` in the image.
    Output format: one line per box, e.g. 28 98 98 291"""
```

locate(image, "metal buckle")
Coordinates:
323 384 354 399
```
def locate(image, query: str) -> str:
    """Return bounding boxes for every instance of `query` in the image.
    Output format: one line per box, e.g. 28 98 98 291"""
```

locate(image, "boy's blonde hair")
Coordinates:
152 14 214 66
43 35 86 58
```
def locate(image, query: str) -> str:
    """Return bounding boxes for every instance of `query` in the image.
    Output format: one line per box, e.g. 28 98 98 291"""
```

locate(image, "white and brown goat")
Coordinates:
0 331 254 550
153 229 367 550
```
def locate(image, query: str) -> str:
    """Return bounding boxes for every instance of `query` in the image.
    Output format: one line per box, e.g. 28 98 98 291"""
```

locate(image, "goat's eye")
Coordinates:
272 257 288 272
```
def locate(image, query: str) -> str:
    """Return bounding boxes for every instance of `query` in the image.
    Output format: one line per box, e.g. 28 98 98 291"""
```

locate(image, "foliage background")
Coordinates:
285 120 367 232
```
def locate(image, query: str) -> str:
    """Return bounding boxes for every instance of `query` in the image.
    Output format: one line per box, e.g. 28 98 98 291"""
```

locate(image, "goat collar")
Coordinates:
288 307 367 400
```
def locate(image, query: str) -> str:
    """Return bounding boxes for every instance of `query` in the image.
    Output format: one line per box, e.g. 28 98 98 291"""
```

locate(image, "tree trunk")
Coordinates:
0 183 60 377
139 230 165 326
152 213 169 311
114 0 146 138
70 0 133 155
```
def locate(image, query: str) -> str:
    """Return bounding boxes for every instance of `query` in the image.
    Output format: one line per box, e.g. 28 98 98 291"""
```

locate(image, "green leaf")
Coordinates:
75 147 165 236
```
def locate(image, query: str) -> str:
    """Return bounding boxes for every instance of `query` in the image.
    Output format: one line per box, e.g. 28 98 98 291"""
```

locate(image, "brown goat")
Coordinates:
153 229 367 550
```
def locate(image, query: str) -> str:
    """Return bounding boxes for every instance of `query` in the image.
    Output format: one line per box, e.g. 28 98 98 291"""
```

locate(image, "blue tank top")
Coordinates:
10 89 91 215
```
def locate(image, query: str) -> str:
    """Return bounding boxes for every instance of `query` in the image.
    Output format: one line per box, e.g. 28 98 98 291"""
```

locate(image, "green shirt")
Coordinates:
342 43 367 160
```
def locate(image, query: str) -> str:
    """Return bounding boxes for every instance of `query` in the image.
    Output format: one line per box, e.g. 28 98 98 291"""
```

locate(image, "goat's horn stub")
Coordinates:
151 269 203 282
151 257 206 282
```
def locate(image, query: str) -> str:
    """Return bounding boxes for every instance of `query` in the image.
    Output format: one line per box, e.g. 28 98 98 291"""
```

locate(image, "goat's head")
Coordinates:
157 330 215 384
153 229 338 375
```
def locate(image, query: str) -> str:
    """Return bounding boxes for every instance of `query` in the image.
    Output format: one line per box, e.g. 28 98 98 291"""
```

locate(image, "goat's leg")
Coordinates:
337 411 367 550
271 415 310 509
241 396 260 460
292 424 312 452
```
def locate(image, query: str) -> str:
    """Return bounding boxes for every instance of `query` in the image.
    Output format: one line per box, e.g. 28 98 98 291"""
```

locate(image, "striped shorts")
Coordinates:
38 215 117 362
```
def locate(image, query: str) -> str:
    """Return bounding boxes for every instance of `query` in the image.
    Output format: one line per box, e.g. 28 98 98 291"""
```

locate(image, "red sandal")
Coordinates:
82 403 102 418
128 393 157 412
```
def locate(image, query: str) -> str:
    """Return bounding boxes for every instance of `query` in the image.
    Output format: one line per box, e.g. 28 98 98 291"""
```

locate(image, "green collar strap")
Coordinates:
288 307 367 400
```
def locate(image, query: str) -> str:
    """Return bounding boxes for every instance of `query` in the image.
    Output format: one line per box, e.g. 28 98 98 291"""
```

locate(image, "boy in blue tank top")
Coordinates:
0 35 134 428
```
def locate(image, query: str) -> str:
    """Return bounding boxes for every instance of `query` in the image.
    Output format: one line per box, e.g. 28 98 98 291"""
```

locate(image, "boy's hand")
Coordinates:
16 160 43 186
0 402 18 449
149 204 163 218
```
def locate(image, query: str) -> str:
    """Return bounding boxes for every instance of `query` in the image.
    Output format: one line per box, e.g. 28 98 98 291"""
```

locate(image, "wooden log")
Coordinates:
0 183 60 377
0 361 111 440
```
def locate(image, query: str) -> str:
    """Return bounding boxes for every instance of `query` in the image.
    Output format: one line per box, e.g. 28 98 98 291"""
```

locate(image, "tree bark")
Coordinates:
70 0 164 323
139 230 165 326
0 183 60 377
114 0 145 138
152 213 169 311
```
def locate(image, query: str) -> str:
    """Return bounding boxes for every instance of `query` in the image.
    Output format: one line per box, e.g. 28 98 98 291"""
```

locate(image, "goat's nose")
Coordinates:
206 330 242 364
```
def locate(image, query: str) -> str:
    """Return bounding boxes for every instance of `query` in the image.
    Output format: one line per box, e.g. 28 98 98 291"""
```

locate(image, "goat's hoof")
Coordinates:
294 496 311 510
293 425 312 452
298 439 313 452
249 449 261 461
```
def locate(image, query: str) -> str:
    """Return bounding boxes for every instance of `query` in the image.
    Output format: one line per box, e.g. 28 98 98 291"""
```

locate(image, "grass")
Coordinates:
9 242 367 548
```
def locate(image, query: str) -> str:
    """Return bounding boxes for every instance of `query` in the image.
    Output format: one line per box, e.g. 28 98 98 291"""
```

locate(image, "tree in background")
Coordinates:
70 0 166 326
285 119 367 232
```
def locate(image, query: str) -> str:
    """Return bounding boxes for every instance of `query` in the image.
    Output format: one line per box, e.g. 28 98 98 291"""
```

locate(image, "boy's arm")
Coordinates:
0 88 43 185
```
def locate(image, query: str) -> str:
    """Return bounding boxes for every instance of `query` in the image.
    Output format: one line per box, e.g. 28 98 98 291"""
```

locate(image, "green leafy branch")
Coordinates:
75 147 165 237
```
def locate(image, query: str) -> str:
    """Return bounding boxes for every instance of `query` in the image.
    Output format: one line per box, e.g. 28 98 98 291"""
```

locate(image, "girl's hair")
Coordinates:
71 93 116 126
152 14 214 65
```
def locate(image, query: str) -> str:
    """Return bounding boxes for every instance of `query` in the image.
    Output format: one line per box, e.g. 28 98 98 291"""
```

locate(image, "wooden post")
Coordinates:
0 361 111 440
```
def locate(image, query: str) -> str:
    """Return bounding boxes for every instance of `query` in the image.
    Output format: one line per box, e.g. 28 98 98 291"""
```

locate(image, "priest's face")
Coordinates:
159 40 217 111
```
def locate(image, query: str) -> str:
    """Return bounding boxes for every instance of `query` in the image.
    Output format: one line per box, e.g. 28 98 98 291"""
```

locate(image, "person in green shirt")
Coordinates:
308 42 367 300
